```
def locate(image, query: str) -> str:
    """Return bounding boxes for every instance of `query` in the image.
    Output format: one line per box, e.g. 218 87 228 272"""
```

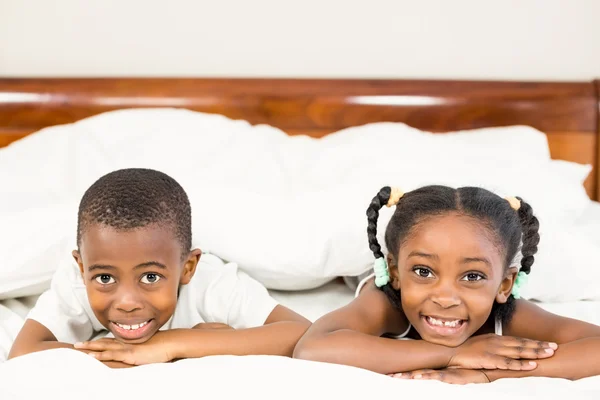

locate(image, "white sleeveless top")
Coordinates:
355 273 503 339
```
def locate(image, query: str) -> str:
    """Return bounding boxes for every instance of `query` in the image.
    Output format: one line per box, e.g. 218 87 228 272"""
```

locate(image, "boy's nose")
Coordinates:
114 289 143 313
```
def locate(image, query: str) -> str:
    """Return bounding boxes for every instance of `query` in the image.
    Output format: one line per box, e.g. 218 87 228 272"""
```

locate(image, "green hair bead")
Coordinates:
374 257 390 287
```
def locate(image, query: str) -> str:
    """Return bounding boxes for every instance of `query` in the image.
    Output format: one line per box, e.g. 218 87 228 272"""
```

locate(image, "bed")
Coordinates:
0 78 599 399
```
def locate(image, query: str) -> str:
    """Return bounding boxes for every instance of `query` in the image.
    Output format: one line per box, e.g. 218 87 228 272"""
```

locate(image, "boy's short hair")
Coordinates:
76 168 192 255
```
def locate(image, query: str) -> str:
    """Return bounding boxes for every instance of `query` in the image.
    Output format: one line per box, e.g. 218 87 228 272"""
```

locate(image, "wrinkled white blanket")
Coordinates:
1 350 598 400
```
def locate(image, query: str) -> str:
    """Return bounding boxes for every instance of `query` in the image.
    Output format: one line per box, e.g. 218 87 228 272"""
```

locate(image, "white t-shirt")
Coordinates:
27 253 279 344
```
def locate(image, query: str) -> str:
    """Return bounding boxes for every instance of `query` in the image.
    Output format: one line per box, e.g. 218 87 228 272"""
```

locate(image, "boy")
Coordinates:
9 168 310 368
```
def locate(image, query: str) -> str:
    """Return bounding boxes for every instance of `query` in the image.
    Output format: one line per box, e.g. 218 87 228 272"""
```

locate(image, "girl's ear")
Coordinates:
496 268 518 303
180 248 201 285
387 253 401 291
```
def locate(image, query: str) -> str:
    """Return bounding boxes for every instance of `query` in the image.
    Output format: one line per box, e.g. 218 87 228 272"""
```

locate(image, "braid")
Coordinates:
366 186 402 308
495 197 540 325
366 186 391 259
516 197 540 275
364 185 542 333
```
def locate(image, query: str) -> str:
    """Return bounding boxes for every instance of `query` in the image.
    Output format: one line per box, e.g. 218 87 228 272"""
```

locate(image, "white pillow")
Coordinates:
0 109 595 300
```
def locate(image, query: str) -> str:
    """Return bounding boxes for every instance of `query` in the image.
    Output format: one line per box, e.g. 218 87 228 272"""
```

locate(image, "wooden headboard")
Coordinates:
1 78 599 200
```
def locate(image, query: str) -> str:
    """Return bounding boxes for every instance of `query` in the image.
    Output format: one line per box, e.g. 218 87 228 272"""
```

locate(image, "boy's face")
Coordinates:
73 224 200 344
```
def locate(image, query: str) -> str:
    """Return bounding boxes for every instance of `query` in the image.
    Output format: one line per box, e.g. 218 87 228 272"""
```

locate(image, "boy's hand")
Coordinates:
390 368 490 385
447 333 557 370
74 332 173 365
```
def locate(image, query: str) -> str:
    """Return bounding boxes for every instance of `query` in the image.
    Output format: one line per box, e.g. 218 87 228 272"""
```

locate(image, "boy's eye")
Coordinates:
462 273 484 282
413 267 433 278
140 273 161 284
95 274 115 285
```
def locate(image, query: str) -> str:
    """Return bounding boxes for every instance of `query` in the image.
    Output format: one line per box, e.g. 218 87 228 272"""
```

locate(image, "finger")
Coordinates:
74 341 124 351
407 369 436 379
390 373 407 379
502 336 557 350
396 370 421 379
88 350 127 363
486 356 538 371
419 371 443 381
491 343 555 360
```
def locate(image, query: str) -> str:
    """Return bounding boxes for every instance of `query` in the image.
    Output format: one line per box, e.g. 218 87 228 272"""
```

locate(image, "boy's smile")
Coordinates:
73 223 199 344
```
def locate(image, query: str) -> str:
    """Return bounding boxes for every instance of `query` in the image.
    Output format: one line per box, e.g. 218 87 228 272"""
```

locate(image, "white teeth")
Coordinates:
427 317 461 328
115 320 149 330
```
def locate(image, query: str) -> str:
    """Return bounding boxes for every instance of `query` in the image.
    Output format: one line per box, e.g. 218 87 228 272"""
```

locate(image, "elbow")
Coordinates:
292 341 314 361
7 346 26 360
293 335 328 362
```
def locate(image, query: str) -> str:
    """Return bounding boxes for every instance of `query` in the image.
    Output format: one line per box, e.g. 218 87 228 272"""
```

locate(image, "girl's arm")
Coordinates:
293 282 457 374
294 281 554 375
482 300 600 381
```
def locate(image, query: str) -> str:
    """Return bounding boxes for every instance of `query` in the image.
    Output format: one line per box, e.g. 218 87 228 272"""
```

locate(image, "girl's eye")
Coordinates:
95 274 115 285
413 267 433 278
140 273 161 284
462 273 484 282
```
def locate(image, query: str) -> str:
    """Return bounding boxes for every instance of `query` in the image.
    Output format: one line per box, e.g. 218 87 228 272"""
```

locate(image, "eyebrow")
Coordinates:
407 251 440 261
461 257 492 268
88 264 117 272
406 252 492 268
88 261 167 272
133 261 168 270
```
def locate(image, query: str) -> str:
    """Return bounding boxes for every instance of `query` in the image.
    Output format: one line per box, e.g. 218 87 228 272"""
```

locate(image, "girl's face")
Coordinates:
389 213 516 347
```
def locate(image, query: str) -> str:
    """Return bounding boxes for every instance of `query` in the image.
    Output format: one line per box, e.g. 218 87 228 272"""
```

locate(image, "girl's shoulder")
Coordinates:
353 274 410 338
503 299 600 343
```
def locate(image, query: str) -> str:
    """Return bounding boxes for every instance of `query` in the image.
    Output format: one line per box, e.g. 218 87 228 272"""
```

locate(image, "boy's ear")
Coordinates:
72 250 84 277
496 268 518 304
387 253 401 291
180 248 202 285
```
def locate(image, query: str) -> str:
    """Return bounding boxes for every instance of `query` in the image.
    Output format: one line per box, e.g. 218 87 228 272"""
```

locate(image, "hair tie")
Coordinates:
505 196 521 211
387 187 404 207
373 257 391 287
511 271 528 299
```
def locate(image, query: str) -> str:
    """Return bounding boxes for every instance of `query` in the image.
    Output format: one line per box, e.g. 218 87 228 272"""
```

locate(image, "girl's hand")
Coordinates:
390 368 490 385
448 333 557 370
74 332 173 365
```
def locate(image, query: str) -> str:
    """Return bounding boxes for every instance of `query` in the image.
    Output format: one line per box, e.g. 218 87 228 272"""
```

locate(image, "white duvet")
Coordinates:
1 109 600 395
1 350 599 400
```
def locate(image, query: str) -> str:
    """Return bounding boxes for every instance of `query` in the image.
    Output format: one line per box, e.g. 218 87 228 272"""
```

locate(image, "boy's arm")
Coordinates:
8 319 133 369
168 305 310 358
78 305 311 362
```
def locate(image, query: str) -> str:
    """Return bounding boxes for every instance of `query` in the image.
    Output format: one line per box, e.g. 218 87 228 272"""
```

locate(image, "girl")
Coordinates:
294 185 600 384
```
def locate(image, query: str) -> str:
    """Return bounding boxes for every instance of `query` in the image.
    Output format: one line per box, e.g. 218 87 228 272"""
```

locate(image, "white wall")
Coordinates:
1 0 598 80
